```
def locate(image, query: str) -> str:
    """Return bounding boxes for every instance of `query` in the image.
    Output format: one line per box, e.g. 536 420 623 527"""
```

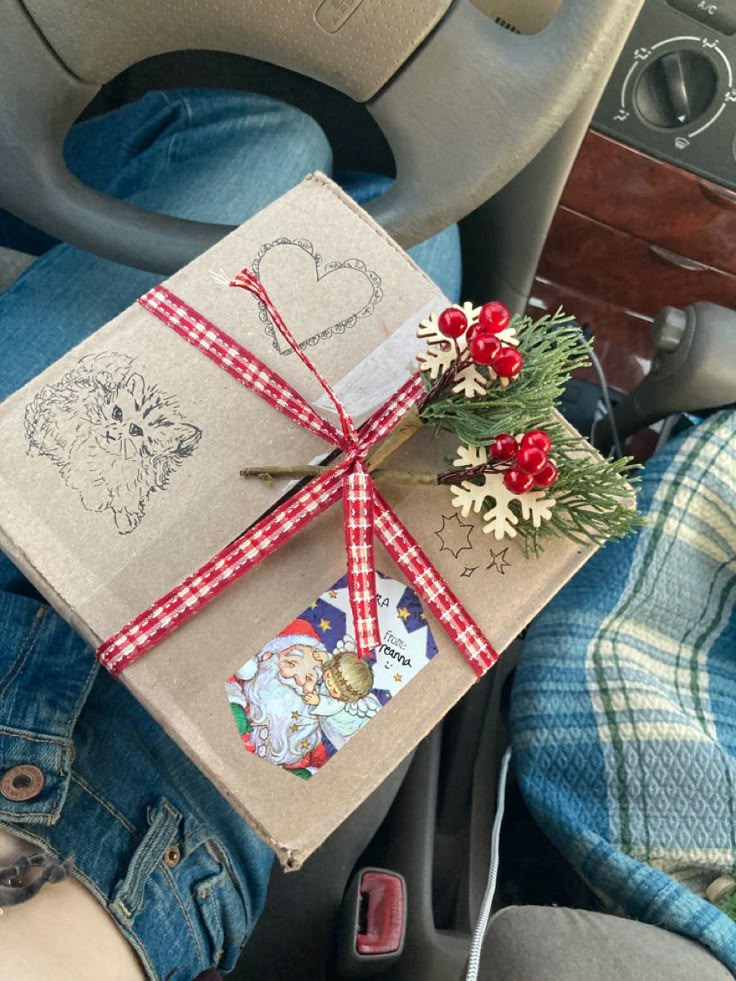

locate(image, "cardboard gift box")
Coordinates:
0 175 595 868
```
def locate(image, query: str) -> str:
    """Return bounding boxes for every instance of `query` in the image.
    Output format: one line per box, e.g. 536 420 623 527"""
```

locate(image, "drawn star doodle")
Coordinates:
460 566 478 578
486 547 511 576
434 513 475 559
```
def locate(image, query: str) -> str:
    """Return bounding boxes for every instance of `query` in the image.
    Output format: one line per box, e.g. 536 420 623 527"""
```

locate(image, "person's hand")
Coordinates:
313 650 328 665
303 693 319 706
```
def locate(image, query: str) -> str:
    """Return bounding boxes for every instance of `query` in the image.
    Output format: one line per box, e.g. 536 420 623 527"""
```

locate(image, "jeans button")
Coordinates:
164 845 181 868
1 765 45 801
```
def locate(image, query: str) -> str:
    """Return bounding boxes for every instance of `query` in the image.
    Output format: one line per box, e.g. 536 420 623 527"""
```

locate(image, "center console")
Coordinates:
531 0 736 399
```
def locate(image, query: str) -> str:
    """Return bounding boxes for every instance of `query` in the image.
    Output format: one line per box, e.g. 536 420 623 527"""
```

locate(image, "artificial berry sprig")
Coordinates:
490 430 558 495
447 430 558 540
435 301 524 380
469 302 521 378
417 301 523 409
437 428 557 497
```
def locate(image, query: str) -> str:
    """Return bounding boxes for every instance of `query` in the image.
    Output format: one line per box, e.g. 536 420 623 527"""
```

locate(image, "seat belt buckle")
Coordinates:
336 867 406 976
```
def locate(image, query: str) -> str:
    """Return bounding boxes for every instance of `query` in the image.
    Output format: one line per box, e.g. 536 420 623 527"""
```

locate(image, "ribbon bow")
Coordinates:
98 270 498 678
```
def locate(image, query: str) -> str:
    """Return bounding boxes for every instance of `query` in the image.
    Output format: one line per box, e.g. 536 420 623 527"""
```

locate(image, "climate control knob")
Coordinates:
634 50 718 128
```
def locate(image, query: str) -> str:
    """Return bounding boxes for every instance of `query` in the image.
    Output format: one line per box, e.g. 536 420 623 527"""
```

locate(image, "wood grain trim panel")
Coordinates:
561 131 736 277
538 205 736 316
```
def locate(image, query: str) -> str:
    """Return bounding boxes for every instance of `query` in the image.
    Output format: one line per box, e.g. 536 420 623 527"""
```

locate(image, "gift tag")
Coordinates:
225 572 438 779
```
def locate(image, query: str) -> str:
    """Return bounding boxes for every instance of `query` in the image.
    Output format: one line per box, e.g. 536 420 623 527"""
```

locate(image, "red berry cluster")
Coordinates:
437 302 523 380
489 430 558 495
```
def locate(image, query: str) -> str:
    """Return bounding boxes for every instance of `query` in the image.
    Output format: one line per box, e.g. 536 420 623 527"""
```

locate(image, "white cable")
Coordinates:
655 413 679 451
465 746 513 981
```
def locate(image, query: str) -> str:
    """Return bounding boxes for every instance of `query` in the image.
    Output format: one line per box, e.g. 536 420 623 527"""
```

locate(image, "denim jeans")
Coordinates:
0 90 461 979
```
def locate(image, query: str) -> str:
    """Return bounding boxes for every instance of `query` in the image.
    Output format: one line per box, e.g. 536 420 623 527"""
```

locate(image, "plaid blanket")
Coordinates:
511 409 736 970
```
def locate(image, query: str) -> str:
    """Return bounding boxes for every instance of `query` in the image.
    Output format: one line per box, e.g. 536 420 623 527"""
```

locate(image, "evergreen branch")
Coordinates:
513 420 642 555
416 306 642 553
419 308 589 444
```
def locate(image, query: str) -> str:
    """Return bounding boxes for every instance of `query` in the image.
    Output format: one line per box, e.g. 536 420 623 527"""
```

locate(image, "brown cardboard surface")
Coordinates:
124 425 593 868
0 175 595 868
0 175 442 645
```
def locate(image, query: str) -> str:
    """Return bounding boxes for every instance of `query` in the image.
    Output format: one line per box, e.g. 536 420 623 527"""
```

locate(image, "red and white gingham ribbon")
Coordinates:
97 270 499 678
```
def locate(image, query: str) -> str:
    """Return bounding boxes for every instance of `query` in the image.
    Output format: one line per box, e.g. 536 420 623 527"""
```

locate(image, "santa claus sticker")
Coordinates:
225 573 438 779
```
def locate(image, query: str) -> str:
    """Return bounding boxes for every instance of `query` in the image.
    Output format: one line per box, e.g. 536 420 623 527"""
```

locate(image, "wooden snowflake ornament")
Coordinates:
417 301 520 398
448 434 557 541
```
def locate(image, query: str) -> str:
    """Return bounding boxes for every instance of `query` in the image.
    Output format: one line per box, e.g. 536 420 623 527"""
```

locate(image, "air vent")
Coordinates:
494 16 520 33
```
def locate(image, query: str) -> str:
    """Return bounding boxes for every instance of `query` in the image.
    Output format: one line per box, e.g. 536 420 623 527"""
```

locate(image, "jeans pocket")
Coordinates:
175 836 248 973
112 801 251 976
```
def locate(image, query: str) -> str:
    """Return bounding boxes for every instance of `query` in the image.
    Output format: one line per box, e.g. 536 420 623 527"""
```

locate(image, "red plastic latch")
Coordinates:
356 870 405 956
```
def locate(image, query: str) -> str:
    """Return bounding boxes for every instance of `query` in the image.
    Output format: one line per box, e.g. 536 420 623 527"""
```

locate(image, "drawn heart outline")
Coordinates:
251 238 383 355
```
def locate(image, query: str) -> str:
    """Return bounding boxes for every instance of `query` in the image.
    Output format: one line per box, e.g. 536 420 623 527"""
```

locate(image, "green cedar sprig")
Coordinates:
422 307 641 553
515 420 642 556
419 308 590 443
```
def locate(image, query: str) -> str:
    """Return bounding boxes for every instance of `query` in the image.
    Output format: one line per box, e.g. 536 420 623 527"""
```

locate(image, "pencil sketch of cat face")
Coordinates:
91 372 180 463
24 352 202 535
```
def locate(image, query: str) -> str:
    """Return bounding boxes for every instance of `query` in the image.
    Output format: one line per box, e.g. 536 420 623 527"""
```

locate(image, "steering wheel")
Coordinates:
0 0 644 274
